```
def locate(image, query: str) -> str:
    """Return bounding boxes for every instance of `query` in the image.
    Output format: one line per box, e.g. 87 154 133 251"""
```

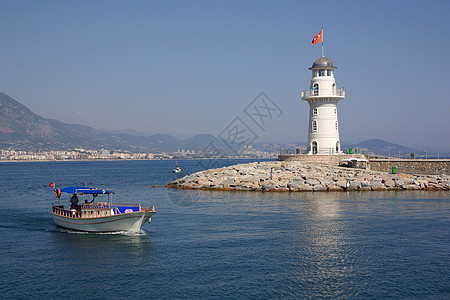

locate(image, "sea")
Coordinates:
0 159 449 299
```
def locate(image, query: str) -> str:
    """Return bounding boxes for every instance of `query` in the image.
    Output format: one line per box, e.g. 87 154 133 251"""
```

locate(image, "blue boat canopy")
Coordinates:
57 186 115 195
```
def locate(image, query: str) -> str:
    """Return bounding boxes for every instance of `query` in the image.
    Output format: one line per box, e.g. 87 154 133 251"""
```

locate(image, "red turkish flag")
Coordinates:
312 30 323 45
49 182 55 187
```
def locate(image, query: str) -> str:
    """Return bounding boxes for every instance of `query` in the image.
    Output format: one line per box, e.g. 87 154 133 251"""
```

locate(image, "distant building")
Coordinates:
100 149 110 156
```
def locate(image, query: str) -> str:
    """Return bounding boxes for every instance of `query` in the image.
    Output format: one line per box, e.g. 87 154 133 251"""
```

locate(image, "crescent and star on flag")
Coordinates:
312 30 323 45
312 28 324 57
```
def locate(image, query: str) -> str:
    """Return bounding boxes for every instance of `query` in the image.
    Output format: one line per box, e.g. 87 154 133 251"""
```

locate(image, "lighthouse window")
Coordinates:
334 108 337 114
327 70 332 76
319 70 325 76
312 120 318 132
335 121 338 131
313 83 319 95
313 108 318 116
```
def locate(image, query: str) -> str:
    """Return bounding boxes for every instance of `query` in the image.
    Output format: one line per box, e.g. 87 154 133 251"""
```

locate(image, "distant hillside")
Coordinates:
0 93 215 152
346 139 417 155
1 93 60 149
181 134 228 151
101 128 155 136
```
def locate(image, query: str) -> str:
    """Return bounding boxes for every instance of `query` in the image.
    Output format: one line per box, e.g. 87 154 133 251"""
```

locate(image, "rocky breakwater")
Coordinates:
166 161 449 192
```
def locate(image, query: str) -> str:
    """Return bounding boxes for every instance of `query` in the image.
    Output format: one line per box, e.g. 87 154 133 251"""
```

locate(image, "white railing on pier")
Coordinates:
301 88 345 98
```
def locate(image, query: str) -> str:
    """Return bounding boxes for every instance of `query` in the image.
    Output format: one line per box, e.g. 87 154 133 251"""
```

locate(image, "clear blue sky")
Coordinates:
1 0 449 150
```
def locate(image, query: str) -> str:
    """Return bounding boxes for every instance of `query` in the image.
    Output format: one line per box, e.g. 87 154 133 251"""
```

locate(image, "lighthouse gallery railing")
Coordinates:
301 88 345 98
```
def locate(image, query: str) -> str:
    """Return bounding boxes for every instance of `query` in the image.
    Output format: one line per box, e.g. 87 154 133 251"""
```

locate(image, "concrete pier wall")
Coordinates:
369 159 450 175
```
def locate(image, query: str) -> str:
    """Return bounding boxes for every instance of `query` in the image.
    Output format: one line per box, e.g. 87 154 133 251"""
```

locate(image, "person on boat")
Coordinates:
84 193 97 205
70 193 79 209
84 198 95 205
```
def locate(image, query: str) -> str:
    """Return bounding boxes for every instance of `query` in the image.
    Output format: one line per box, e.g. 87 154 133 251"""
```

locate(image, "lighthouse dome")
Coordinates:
309 57 337 70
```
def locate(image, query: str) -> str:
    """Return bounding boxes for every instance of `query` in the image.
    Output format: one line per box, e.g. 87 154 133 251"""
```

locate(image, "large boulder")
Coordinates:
313 185 328 192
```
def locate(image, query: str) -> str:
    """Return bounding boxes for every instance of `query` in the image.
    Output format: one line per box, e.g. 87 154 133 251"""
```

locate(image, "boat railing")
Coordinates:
82 203 109 209
52 205 120 219
142 206 156 212
83 202 141 208
109 203 141 208
52 203 154 219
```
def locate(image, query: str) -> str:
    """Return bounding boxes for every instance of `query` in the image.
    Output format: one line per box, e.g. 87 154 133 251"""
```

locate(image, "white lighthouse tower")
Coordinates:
301 56 345 155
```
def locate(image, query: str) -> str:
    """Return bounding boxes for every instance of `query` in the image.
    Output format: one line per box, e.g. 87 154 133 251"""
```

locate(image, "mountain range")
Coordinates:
1 92 441 156
0 93 227 152
346 139 417 156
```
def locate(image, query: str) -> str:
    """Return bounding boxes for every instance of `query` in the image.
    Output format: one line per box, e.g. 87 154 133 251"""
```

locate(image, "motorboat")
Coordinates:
50 185 156 232
173 161 181 173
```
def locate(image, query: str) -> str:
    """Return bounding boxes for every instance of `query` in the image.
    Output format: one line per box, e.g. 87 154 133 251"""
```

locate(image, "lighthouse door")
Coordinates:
312 141 318 154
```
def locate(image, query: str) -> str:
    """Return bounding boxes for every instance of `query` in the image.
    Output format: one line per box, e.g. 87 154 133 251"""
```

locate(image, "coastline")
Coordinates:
166 161 449 192
0 157 270 163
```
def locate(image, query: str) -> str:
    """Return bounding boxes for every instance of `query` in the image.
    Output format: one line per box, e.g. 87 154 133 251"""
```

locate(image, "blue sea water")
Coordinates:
0 159 449 299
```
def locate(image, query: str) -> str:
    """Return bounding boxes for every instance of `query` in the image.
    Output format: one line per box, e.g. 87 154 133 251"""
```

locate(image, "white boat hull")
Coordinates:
52 210 156 232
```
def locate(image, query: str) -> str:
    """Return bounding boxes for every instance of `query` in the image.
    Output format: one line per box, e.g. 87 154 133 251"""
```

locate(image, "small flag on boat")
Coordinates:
49 182 55 187
312 29 323 45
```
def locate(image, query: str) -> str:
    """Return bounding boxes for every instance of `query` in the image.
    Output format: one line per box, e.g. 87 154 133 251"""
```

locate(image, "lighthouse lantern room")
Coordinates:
301 56 345 155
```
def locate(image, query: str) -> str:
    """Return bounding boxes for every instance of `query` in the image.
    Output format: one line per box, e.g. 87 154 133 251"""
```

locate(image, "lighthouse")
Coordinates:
301 56 345 155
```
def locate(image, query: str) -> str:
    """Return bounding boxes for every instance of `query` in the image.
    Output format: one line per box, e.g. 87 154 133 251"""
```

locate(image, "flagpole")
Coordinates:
321 26 324 57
